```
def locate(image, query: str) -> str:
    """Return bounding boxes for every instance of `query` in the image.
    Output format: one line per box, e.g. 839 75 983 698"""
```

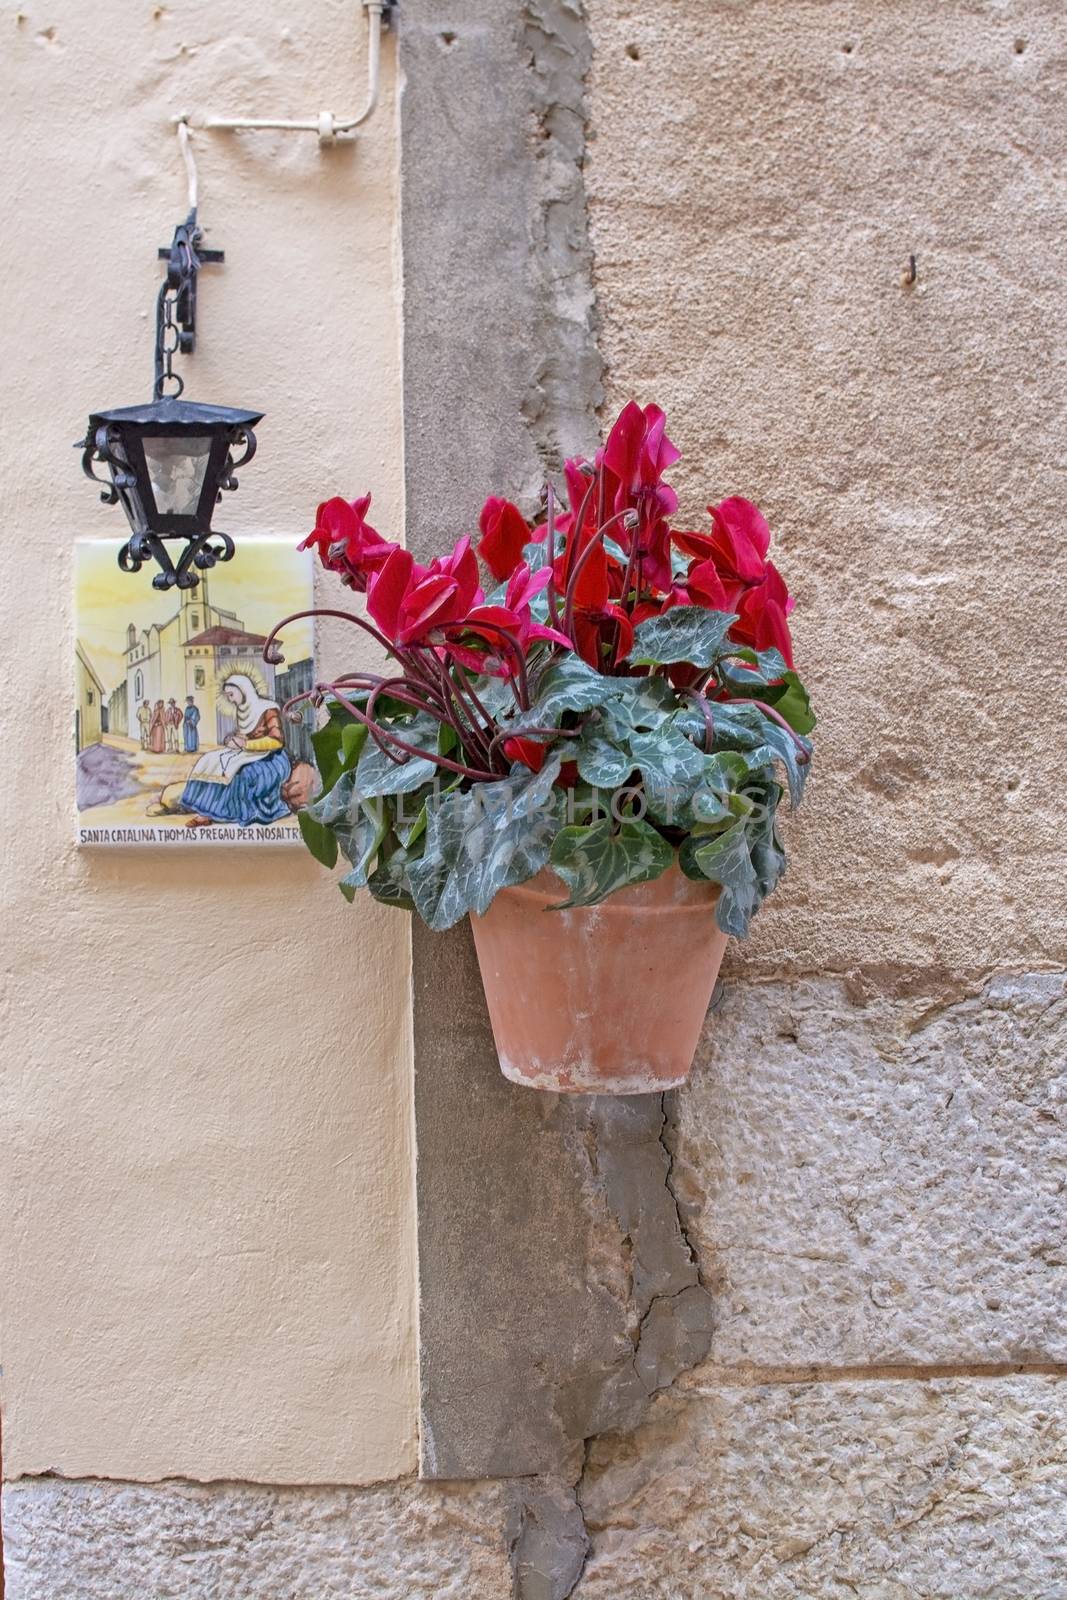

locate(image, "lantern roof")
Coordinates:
89 397 263 431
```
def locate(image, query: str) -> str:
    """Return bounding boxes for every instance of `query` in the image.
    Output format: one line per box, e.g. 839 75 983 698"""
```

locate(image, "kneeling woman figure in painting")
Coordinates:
179 674 291 828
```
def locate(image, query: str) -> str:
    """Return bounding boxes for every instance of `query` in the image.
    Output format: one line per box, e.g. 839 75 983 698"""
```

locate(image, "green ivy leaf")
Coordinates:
407 756 564 931
630 719 709 824
602 674 677 734
559 782 613 827
755 720 811 808
310 705 349 797
746 781 787 898
297 806 339 869
341 721 368 768
507 656 624 738
307 768 358 827
690 819 761 937
626 605 738 669
367 844 417 913
548 817 674 909
574 722 634 788
766 670 816 735
717 646 789 691
335 799 389 897
355 713 444 798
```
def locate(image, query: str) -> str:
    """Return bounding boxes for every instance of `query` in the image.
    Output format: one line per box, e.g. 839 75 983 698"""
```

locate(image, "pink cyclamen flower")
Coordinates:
671 497 795 664
299 494 396 589
453 562 572 673
602 401 681 520
367 536 485 646
478 497 531 582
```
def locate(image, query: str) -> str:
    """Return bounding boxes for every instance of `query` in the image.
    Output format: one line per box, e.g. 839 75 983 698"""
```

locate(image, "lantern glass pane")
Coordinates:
142 434 213 516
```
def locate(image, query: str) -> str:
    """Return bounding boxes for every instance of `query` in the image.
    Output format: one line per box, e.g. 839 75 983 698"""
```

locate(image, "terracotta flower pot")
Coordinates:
470 864 728 1094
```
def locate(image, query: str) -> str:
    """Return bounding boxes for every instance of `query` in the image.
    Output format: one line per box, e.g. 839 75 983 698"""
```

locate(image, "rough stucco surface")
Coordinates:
585 0 1067 979
0 0 416 1483
0 1477 514 1600
678 972 1067 1368
577 1377 1067 1598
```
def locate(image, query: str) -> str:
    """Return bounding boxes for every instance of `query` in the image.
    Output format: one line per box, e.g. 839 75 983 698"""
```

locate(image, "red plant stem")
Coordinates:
681 689 716 753
620 509 642 605
720 696 812 762
326 687 499 782
281 672 425 725
544 483 564 633
486 722 580 767
561 474 599 590
449 662 499 765
443 621 531 710
399 643 451 697
263 607 445 712
452 660 495 735
433 657 495 768
364 675 452 764
561 509 636 639
331 672 446 715
262 606 396 666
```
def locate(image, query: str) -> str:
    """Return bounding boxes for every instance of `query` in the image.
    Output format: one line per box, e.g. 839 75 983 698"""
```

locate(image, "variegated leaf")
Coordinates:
407 756 564 931
355 712 444 798
307 767 358 827
630 719 709 825
367 844 417 912
626 605 738 669
507 655 625 737
689 819 761 937
548 817 674 909
336 798 389 898
717 645 789 690
574 721 634 788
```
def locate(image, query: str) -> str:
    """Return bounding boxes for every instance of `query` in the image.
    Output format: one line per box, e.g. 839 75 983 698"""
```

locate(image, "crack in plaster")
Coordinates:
539 1094 717 1600
519 0 604 472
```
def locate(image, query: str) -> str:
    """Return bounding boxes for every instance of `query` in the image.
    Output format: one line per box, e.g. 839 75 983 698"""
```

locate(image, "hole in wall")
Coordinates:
842 41 855 55
440 30 457 46
1013 37 1027 54
625 42 640 60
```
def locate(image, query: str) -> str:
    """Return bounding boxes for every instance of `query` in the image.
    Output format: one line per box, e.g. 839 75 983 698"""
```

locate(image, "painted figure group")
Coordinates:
137 696 201 755
148 674 293 828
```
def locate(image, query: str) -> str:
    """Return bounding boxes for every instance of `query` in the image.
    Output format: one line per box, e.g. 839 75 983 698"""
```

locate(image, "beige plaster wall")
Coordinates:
0 0 417 1483
586 0 1067 983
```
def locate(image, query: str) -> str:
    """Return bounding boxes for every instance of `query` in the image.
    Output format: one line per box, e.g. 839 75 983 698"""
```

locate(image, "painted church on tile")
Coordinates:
119 577 276 743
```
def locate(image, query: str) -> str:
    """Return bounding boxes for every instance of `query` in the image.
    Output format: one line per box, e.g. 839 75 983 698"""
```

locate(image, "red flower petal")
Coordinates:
715 496 771 560
686 558 731 611
398 573 461 642
503 737 547 773
478 497 530 582
367 546 415 640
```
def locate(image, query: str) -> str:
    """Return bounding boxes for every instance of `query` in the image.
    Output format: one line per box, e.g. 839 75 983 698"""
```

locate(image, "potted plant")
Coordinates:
266 403 815 1093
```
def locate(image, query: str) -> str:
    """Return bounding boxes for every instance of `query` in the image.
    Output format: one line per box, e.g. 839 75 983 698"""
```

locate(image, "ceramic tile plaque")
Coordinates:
75 537 316 847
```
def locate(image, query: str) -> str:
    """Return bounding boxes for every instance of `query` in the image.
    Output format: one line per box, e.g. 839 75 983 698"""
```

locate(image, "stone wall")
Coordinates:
567 0 1067 1590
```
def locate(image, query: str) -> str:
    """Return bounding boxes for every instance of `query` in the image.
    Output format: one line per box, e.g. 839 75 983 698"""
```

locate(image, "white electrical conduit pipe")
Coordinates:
188 1 385 145
176 116 198 209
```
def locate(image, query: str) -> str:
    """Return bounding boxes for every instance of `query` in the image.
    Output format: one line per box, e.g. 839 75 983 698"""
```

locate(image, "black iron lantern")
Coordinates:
80 186 263 591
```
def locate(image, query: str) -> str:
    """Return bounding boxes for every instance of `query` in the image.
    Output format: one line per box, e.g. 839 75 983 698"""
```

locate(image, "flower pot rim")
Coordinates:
472 864 721 917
